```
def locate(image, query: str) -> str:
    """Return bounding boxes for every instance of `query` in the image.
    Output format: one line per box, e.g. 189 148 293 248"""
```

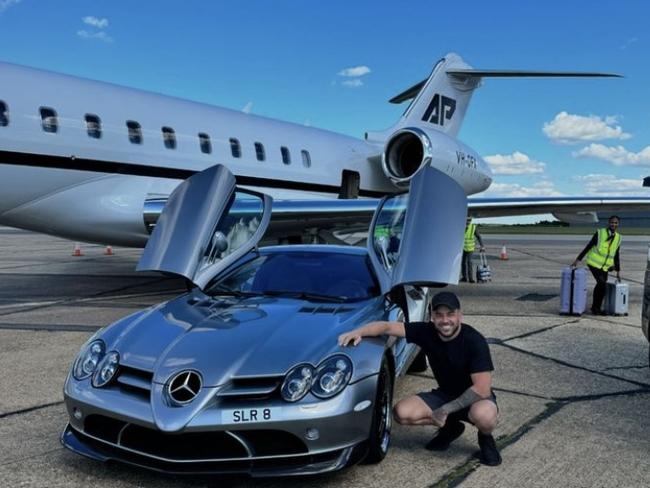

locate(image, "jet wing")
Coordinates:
466 196 650 219
143 195 650 245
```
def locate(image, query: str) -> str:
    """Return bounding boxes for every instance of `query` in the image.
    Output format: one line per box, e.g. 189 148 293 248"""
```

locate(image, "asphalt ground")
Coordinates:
0 227 649 487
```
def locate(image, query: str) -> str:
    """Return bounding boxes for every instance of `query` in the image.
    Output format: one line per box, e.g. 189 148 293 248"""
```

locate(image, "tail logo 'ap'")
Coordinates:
422 93 456 126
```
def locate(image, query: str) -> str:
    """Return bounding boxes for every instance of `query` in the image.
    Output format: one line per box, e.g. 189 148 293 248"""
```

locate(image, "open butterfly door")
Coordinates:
137 164 272 290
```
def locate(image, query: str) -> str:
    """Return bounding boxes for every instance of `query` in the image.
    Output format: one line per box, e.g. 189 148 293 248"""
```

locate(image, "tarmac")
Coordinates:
0 226 649 488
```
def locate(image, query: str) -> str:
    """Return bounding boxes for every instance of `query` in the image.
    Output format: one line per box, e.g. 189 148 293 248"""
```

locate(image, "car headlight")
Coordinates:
311 355 353 399
281 364 314 402
73 340 106 380
92 351 120 388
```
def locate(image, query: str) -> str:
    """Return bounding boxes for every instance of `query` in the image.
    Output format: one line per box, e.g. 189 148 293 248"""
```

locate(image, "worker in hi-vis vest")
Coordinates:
572 215 622 315
461 217 485 283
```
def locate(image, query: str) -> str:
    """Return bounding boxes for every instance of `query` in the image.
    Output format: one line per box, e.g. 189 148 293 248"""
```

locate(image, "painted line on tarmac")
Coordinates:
0 323 100 332
0 301 58 310
0 277 173 318
430 388 650 488
497 318 580 342
510 247 645 285
495 342 650 389
0 401 64 419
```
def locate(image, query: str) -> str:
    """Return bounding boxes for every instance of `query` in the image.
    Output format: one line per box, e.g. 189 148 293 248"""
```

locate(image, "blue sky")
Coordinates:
1 0 649 213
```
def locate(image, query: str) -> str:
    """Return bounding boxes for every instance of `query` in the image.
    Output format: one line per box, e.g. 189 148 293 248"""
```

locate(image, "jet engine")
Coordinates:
381 126 491 193
382 127 432 188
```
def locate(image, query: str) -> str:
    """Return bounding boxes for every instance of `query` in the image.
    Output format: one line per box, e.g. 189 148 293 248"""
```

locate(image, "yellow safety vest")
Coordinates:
464 223 477 252
586 228 621 271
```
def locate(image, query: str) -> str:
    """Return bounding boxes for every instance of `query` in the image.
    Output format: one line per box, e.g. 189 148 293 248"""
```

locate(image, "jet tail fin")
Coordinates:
388 53 621 139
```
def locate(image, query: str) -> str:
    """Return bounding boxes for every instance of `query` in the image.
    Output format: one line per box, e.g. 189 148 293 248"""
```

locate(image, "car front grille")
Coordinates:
82 414 308 461
69 426 347 475
114 365 153 399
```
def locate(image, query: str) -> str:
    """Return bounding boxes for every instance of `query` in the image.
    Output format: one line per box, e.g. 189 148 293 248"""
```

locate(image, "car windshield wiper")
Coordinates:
209 289 263 298
261 290 348 303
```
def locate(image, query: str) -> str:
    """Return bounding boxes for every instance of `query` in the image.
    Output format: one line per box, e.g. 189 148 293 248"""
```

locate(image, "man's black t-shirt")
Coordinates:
405 322 493 397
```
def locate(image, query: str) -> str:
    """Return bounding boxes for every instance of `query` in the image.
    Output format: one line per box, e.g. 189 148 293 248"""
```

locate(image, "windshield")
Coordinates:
207 251 380 301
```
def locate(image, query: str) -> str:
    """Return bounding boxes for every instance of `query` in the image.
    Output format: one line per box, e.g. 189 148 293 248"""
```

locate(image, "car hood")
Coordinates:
110 291 381 387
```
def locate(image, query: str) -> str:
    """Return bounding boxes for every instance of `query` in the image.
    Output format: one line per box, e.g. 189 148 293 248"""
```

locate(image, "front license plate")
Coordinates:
223 407 282 424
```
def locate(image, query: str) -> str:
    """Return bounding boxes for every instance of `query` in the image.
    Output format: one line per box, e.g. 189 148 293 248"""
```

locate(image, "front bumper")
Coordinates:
62 374 377 476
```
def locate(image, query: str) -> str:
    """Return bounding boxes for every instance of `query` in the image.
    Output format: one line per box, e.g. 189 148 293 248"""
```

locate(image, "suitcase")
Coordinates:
603 280 629 316
476 251 492 283
560 267 587 315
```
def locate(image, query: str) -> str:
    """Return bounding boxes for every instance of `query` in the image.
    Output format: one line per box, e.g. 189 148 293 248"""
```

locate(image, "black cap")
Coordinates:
430 291 461 311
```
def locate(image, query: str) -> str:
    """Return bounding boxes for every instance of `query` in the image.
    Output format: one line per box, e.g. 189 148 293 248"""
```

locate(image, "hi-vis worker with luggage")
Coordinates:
571 215 627 315
461 217 486 283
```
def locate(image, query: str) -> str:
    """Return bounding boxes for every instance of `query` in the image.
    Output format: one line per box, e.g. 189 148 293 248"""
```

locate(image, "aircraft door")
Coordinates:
368 165 467 294
137 164 272 289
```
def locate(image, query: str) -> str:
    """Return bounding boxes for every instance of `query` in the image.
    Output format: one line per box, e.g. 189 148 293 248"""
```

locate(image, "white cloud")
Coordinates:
574 174 644 196
483 181 563 198
342 79 363 88
82 16 109 29
77 30 113 43
0 0 21 13
620 37 638 50
543 111 631 145
241 101 253 114
574 144 650 166
338 66 371 77
484 151 546 175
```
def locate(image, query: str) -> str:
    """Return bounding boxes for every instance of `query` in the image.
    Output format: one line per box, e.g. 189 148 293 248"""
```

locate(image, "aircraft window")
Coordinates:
281 146 291 165
126 120 143 144
39 107 58 133
254 142 265 161
162 126 176 149
230 138 241 158
301 150 311 168
85 114 102 139
199 132 211 154
0 101 8 127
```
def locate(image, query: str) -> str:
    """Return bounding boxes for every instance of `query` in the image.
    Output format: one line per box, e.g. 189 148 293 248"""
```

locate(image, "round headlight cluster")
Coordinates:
73 340 105 380
281 364 314 402
280 355 352 402
92 351 120 387
312 356 353 399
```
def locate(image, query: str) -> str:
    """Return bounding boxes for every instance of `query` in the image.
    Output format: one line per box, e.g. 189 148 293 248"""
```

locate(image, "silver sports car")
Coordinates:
61 164 466 476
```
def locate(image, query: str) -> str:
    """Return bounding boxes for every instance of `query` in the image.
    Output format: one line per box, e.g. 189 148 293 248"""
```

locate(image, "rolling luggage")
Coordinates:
476 251 492 283
603 280 629 316
560 267 587 315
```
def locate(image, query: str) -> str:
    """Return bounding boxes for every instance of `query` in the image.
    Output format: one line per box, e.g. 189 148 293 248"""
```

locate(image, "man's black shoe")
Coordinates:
477 432 502 466
425 421 465 451
460 278 468 283
469 279 476 283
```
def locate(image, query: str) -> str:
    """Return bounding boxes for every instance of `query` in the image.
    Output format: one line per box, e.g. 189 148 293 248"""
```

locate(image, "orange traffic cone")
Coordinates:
104 245 114 256
499 245 509 260
72 243 84 257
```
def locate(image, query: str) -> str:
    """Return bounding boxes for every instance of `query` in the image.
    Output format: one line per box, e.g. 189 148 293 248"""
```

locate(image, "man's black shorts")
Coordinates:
417 389 498 424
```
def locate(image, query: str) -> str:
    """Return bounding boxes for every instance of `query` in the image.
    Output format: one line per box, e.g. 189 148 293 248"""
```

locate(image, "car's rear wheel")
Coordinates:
362 358 393 464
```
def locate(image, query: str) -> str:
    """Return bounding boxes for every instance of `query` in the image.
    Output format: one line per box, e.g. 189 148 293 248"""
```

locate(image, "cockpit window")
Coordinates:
208 252 380 301
40 107 58 133
85 114 102 139
0 101 8 127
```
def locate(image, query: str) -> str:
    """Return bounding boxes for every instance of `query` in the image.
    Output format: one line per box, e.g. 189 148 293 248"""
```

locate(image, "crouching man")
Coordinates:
338 291 501 466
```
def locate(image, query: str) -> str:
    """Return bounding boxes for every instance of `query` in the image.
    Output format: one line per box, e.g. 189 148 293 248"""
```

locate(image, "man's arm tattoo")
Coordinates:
439 388 483 414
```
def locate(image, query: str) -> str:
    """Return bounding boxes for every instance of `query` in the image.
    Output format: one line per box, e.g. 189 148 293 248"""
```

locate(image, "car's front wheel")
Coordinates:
363 358 393 464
